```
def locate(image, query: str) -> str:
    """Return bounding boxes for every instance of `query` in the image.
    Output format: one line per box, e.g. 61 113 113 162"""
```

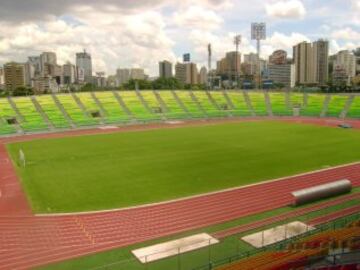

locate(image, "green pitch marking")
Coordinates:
7 121 360 213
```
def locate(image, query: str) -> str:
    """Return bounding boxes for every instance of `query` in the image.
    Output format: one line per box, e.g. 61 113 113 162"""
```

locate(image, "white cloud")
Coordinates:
331 27 360 41
265 0 306 19
174 6 223 30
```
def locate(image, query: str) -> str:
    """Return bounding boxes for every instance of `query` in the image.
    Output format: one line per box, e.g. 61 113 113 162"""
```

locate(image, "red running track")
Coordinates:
1 117 360 270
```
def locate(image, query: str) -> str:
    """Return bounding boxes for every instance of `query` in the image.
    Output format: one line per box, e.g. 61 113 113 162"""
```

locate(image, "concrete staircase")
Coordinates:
242 91 256 116
340 95 355 119
135 90 153 115
70 93 99 123
222 90 235 110
320 95 331 117
112 91 134 120
189 90 208 117
264 91 273 117
153 90 168 120
51 94 76 128
91 92 108 118
7 97 25 123
171 91 192 117
31 96 54 130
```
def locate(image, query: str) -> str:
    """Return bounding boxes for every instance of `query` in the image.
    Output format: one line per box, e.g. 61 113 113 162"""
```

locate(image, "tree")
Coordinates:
151 77 183 90
124 79 152 90
12 86 33 96
80 83 96 92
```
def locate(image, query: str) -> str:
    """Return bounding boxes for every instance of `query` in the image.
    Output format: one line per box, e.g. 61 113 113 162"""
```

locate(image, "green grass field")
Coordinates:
7 121 360 213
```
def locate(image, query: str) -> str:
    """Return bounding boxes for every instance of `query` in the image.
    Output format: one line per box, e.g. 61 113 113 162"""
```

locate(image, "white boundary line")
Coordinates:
35 160 360 217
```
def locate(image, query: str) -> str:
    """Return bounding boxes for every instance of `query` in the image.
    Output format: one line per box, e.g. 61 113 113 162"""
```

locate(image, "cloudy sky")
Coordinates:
0 0 359 76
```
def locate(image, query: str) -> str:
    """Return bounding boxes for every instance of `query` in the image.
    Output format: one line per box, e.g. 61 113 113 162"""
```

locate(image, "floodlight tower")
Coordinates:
251 22 266 89
234 35 241 88
208 43 212 89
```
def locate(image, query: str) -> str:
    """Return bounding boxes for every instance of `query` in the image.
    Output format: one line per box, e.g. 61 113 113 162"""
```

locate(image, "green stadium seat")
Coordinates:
56 94 97 126
326 95 349 118
120 91 157 121
226 91 252 116
301 94 326 117
269 92 293 116
137 91 162 120
347 96 360 118
192 91 225 118
13 97 49 132
94 92 130 124
0 99 18 135
209 91 232 116
158 91 189 119
247 92 268 116
36 95 70 129
174 91 206 118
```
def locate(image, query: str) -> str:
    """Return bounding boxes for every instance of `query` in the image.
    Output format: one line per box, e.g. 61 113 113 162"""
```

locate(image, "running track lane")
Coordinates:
1 118 360 269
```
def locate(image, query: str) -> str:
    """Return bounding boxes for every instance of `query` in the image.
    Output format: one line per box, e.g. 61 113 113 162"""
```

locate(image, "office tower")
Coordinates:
63 63 77 85
198 66 208 85
175 63 198 85
333 50 356 85
268 64 295 88
159 60 173 78
4 62 26 90
40 52 57 74
0 67 4 88
293 41 315 85
313 39 329 85
76 50 93 83
28 56 41 75
130 68 145 80
116 68 131 85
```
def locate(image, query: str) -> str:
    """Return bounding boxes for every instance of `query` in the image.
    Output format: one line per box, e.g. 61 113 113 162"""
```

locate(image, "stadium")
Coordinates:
0 89 360 270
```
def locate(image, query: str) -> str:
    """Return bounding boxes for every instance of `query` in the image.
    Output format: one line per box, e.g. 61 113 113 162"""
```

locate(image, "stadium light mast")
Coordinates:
208 43 212 90
234 35 241 89
251 22 266 89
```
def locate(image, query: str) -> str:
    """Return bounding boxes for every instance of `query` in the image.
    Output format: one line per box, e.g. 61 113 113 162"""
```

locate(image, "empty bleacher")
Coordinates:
12 97 49 132
301 94 326 117
269 92 293 116
1 91 360 136
326 95 349 118
247 92 268 116
347 96 360 118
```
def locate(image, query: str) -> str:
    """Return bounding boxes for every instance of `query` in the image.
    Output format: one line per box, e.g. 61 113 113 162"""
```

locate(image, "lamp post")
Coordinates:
251 23 266 89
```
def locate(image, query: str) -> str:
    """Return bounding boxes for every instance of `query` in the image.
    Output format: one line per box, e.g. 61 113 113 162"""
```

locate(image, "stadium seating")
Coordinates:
208 91 232 116
0 98 18 135
269 92 293 116
326 95 349 118
301 93 326 116
192 91 226 118
56 94 97 126
12 97 49 132
174 91 206 118
2 90 360 135
35 95 70 128
137 91 163 120
93 91 130 123
347 96 360 118
247 92 268 116
226 91 252 116
158 91 189 119
120 91 157 120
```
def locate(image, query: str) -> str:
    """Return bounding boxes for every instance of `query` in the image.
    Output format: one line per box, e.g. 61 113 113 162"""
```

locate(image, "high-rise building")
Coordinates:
116 68 131 86
130 68 145 80
159 60 173 78
269 50 287 65
198 66 208 85
24 62 35 87
76 50 93 83
4 62 26 90
0 67 5 89
243 53 258 76
28 56 41 75
63 63 76 85
175 63 198 85
333 50 356 85
268 64 295 88
40 52 57 74
313 39 329 85
225 51 241 79
293 41 316 85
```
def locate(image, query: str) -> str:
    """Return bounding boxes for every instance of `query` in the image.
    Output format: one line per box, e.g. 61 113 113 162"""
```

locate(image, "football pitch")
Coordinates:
7 120 360 213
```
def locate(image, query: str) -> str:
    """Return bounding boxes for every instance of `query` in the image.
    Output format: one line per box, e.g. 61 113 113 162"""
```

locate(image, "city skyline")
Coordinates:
0 0 359 76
